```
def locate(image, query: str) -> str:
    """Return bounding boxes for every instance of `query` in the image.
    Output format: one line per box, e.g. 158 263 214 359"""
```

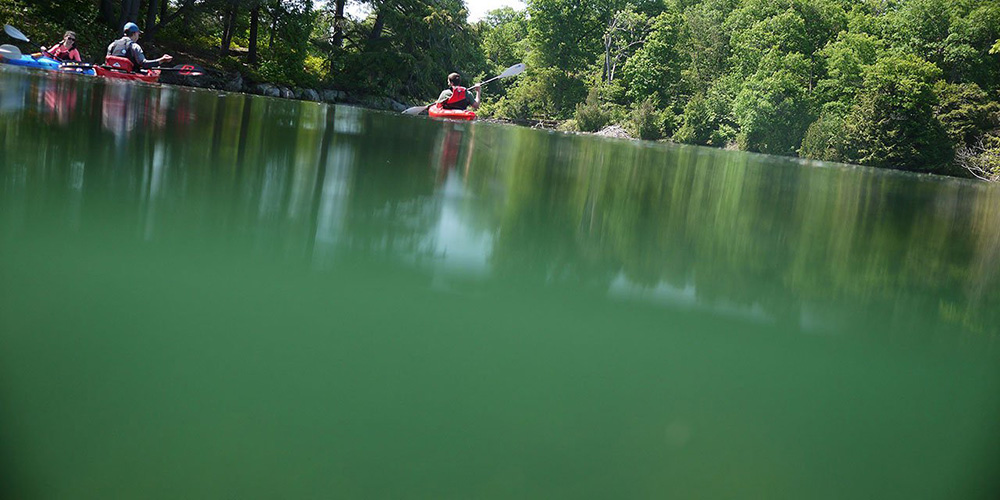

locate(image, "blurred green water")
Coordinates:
1 67 998 499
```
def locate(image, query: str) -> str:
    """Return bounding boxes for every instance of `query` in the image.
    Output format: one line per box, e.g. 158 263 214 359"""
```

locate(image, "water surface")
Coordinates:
1 67 999 499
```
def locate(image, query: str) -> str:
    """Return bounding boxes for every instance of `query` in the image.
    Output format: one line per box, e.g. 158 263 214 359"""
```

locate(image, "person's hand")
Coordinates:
161 54 173 64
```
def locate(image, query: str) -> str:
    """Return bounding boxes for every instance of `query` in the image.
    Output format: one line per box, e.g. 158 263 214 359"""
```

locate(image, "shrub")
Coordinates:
627 98 666 140
575 89 609 132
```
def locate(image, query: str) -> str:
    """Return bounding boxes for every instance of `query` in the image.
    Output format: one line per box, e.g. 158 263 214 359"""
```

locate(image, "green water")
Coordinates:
1 68 998 499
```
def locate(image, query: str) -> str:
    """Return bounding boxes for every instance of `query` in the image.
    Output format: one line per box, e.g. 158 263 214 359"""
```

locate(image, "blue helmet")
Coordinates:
123 22 141 35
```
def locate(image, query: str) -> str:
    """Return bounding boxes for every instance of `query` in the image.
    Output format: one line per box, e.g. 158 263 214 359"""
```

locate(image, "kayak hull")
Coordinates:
1 54 60 71
94 66 160 83
428 104 476 121
0 55 97 75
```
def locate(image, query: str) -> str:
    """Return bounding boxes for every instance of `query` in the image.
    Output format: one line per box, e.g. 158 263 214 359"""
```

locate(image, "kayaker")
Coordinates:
436 73 480 110
40 31 82 62
105 22 172 72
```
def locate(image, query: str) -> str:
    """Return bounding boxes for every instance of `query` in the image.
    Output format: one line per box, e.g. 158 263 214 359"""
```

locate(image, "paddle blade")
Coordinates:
403 105 430 115
4 24 29 43
158 64 205 76
0 43 22 59
498 62 526 78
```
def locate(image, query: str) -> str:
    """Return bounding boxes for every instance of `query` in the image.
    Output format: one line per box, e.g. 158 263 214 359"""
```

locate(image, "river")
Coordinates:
1 67 998 499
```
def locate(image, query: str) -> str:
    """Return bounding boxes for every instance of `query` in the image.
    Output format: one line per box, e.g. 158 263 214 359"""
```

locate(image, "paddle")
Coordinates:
403 62 527 115
4 24 30 43
0 43 22 60
156 63 205 76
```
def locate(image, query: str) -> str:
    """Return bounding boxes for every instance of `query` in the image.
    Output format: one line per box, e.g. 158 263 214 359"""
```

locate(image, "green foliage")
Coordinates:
526 0 606 72
816 31 883 104
733 51 816 155
840 54 953 172
575 89 611 132
626 97 673 140
672 75 738 146
496 66 587 120
480 7 529 70
620 9 684 109
800 109 848 162
933 81 1000 146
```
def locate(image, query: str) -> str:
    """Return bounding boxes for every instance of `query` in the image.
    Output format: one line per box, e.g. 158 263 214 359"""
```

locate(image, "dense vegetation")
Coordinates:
2 0 998 178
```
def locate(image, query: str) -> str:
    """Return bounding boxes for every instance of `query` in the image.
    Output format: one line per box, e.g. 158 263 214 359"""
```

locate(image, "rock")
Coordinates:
595 125 631 139
388 99 407 112
254 83 281 97
279 87 294 99
300 88 321 101
223 72 243 92
321 89 346 103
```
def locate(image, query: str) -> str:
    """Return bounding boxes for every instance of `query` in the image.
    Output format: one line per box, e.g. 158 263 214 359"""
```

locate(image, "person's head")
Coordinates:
62 31 77 48
123 22 141 41
448 73 461 87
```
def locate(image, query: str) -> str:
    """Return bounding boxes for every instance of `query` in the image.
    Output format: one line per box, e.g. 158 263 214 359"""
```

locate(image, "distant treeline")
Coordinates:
3 0 998 178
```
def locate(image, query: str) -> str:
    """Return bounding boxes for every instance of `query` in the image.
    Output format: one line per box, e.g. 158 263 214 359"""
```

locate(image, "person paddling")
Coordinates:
436 72 480 110
40 31 81 62
105 22 172 72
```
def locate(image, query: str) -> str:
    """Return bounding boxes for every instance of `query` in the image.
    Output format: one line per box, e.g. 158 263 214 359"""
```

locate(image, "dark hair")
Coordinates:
448 73 461 86
64 31 77 46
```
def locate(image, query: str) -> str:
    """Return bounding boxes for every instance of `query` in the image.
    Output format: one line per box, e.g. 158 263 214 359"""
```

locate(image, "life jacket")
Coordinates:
105 55 135 73
106 37 138 71
46 43 80 62
442 86 468 110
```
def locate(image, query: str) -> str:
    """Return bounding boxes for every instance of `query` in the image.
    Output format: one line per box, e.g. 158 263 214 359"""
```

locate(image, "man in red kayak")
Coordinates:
436 73 481 110
105 22 172 72
40 31 82 62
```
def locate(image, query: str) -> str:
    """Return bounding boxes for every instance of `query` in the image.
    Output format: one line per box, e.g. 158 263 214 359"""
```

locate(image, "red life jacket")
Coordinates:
46 43 80 62
105 55 135 72
442 86 469 109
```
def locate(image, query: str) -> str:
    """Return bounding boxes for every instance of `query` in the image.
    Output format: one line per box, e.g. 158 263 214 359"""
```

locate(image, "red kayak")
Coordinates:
428 104 476 121
94 65 160 83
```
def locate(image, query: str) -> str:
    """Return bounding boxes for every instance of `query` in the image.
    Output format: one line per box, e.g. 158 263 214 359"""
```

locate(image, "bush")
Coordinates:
575 89 609 132
627 98 668 140
801 113 848 161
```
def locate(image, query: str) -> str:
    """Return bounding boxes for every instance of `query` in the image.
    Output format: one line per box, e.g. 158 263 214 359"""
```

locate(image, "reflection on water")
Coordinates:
1 67 999 499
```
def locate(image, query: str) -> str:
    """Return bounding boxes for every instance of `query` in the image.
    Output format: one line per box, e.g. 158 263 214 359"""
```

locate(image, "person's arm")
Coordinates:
133 44 172 69
70 48 81 62
469 85 481 110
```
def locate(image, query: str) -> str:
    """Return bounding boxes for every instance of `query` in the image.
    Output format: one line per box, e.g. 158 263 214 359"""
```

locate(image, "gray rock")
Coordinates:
301 88 321 101
595 125 632 139
321 89 345 103
223 72 243 92
388 99 407 112
254 83 281 97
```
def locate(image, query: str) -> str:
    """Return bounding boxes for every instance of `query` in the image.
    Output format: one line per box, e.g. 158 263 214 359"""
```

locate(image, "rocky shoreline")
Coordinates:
160 69 410 112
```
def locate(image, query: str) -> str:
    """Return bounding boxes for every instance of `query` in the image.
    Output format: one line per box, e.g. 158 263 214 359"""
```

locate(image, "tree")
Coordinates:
619 8 684 108
733 50 816 155
841 54 953 172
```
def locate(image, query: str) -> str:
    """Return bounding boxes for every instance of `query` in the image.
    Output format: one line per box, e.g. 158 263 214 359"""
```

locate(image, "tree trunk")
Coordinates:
146 0 159 30
220 1 239 56
100 0 117 28
160 0 167 23
368 8 385 42
332 0 346 48
119 0 141 30
248 5 260 64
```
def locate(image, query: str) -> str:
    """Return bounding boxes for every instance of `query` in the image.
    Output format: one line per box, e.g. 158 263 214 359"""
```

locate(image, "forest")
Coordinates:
1 0 998 178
